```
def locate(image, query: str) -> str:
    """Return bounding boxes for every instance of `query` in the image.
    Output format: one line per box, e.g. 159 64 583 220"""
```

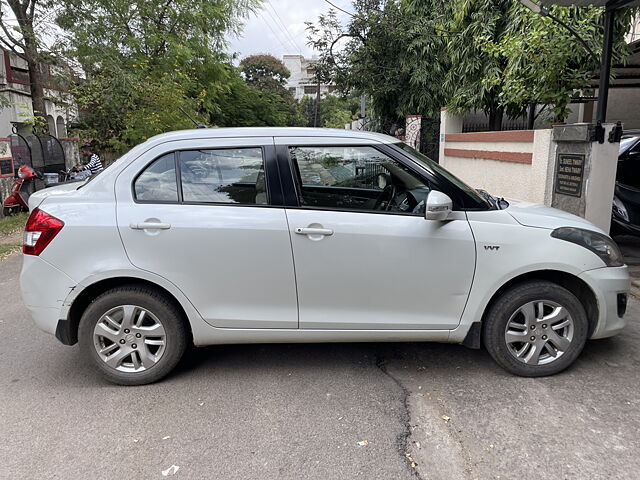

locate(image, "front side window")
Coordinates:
394 142 492 209
289 146 430 214
179 148 267 205
134 153 178 202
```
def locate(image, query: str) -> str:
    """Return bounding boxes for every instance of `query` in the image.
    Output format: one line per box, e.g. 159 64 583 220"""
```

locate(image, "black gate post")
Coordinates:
595 7 615 142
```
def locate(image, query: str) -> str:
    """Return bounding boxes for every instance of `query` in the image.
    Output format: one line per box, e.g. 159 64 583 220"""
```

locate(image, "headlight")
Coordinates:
551 227 624 267
612 196 629 222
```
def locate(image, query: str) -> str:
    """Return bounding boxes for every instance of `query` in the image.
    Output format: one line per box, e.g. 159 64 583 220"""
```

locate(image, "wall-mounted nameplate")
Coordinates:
0 158 13 177
555 153 585 197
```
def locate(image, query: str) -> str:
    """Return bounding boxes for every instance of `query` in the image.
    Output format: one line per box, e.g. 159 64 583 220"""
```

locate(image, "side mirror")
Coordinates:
425 191 453 221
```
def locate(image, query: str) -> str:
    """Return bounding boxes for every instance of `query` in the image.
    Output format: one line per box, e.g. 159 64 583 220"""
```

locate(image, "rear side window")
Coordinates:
134 153 178 202
179 148 267 205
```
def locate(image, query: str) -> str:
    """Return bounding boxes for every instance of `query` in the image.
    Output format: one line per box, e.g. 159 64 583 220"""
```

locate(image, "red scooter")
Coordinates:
2 165 86 216
2 165 38 217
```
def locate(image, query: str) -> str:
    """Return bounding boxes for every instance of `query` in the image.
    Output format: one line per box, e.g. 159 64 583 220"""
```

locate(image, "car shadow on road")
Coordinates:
53 331 633 388
170 340 498 382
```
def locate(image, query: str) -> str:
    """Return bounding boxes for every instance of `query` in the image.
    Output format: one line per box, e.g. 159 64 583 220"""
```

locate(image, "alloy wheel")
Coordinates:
93 305 167 373
504 300 575 366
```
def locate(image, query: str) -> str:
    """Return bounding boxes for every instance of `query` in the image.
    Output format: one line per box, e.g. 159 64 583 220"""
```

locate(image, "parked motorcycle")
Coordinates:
2 165 85 216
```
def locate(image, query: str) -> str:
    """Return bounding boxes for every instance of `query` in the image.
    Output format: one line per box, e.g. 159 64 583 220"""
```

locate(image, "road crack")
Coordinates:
375 354 423 479
376 353 475 480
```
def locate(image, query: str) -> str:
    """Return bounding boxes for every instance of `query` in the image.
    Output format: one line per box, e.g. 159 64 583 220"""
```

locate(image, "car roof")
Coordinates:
144 127 400 145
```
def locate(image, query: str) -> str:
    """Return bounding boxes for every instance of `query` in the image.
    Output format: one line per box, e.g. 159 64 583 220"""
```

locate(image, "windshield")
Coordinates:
394 142 493 209
620 136 639 154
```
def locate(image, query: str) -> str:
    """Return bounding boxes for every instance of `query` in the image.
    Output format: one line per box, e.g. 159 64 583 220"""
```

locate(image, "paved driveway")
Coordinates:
2 253 639 479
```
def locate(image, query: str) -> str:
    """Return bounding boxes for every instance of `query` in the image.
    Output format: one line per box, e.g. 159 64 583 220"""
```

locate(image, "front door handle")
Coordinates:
130 222 171 230
295 227 334 236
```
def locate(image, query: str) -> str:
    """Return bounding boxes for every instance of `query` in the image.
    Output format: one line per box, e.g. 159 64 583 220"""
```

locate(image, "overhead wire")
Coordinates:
322 0 355 18
265 0 304 54
258 12 292 53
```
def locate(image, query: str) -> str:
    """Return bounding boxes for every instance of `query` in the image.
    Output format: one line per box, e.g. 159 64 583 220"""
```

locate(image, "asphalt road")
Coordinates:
1 252 639 480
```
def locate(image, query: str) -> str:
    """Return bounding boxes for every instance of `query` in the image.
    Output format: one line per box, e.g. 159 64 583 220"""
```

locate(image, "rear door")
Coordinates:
276 137 476 330
115 137 298 329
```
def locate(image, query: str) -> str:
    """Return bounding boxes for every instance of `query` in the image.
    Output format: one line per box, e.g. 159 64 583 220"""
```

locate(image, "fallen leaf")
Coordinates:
357 440 369 446
441 415 451 423
161 465 179 476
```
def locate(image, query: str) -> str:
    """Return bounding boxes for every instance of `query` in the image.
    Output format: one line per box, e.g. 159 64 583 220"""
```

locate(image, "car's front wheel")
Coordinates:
78 285 187 385
483 280 589 377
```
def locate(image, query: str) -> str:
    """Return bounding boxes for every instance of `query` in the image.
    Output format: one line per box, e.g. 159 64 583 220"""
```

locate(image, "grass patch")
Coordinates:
0 212 28 236
0 242 21 259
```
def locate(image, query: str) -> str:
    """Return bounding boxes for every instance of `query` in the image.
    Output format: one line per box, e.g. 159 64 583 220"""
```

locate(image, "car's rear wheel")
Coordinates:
78 286 187 385
483 280 589 377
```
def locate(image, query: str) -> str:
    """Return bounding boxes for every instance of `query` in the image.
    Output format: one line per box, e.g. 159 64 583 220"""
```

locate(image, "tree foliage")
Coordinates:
57 0 258 150
308 0 639 130
240 54 290 93
299 94 360 128
0 0 57 125
479 3 635 122
307 0 451 125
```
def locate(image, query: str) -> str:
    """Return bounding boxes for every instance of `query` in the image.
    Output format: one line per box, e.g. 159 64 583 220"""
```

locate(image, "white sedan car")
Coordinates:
20 128 629 385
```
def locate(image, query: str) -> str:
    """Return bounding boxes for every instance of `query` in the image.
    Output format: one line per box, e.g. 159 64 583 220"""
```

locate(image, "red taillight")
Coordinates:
23 208 64 256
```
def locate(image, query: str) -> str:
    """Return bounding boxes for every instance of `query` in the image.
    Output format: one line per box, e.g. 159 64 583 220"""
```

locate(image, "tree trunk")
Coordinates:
527 103 536 130
24 43 47 126
488 107 503 131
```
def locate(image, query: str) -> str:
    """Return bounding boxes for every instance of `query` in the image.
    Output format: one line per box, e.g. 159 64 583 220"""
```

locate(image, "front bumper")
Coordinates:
579 265 630 339
20 255 76 339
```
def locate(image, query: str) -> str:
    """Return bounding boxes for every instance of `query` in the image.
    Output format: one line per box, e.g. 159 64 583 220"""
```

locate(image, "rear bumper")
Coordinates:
20 255 76 341
579 265 630 339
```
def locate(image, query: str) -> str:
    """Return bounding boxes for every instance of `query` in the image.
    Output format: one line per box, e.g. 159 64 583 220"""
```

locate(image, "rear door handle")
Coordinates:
130 222 171 230
295 227 334 236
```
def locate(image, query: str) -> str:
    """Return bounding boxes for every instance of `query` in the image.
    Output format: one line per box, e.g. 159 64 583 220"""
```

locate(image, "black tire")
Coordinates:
78 285 188 385
483 280 589 377
3 206 15 217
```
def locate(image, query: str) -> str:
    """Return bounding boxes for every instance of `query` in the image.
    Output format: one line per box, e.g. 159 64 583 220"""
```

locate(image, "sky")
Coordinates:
226 0 353 62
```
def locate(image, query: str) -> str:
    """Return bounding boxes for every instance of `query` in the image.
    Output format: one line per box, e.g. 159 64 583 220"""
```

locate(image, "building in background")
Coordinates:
0 49 77 139
282 54 334 100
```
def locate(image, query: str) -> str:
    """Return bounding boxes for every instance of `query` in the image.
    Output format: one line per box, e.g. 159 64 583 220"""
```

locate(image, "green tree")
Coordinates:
240 54 290 93
72 68 203 151
57 0 257 149
209 68 293 127
307 0 450 129
239 54 308 127
444 0 513 130
480 3 635 122
298 94 359 128
309 0 637 131
0 0 55 125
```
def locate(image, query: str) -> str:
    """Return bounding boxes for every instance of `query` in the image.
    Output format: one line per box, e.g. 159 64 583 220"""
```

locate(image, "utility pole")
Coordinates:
313 77 321 127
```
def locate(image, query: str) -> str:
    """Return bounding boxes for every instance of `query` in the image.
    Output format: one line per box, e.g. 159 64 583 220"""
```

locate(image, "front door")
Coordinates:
279 141 476 330
116 137 298 329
